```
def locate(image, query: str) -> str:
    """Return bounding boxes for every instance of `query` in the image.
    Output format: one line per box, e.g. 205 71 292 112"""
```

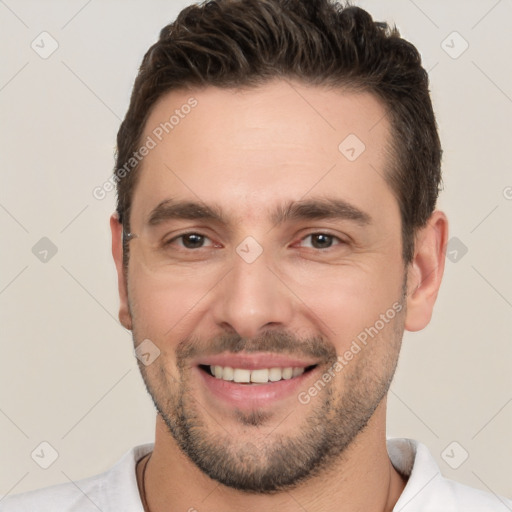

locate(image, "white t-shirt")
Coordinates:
1 438 510 511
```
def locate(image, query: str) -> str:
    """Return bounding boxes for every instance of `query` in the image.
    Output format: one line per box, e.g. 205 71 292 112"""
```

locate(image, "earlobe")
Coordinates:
404 210 449 332
110 213 133 331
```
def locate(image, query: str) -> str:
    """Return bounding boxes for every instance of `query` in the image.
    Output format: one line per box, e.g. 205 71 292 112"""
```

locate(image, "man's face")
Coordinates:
121 80 408 492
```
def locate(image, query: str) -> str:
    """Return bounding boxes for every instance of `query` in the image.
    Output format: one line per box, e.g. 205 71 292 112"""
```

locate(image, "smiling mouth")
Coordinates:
199 364 317 384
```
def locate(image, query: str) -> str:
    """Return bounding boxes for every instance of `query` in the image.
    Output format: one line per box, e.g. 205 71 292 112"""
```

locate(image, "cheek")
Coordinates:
287 260 404 345
127 263 220 340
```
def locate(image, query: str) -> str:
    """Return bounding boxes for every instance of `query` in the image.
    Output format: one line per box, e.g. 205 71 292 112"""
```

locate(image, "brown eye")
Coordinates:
164 233 213 249
309 234 335 249
180 233 206 248
298 233 341 250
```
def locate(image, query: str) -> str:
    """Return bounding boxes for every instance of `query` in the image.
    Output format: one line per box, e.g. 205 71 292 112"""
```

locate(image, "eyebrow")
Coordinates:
148 199 225 226
146 197 371 227
271 198 371 226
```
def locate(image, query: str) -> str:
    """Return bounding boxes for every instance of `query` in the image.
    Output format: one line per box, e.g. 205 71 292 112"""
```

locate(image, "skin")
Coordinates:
111 79 448 512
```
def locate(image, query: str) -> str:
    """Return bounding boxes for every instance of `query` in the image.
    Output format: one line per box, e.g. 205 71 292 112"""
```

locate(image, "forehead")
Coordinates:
130 79 396 227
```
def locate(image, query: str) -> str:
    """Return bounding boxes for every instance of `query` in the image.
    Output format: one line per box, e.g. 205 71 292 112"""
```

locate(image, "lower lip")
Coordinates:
196 366 317 409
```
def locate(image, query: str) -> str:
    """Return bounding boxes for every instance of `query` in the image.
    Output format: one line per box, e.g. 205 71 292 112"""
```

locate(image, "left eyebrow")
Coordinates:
271 198 372 226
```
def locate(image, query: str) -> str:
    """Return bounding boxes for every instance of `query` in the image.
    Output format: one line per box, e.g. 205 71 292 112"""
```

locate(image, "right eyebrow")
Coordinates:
147 199 226 226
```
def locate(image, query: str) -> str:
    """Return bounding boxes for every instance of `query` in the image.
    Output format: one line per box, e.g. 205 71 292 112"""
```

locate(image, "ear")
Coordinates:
110 213 133 330
405 210 449 332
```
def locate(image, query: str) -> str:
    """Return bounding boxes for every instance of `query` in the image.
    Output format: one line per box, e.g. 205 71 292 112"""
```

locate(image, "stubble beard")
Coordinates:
133 302 406 494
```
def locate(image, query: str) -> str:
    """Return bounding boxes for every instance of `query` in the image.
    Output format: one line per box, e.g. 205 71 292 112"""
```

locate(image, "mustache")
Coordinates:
176 330 337 366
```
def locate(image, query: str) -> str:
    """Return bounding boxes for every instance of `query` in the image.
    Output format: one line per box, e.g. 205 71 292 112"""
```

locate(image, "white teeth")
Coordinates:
214 365 223 379
269 367 282 381
251 368 269 383
282 367 293 380
292 367 304 377
222 366 234 381
209 365 306 383
233 368 251 383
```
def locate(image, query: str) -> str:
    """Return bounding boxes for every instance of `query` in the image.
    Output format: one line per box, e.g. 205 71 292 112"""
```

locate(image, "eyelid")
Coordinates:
293 231 349 247
165 231 221 248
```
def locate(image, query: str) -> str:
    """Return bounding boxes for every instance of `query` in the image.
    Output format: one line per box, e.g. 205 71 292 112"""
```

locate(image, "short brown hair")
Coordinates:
115 0 442 263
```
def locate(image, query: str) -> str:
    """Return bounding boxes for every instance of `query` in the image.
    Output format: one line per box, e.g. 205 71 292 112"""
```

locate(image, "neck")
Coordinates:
140 400 406 512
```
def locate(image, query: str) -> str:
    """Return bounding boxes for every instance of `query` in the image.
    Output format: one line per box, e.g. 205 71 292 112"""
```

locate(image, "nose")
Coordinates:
211 251 295 339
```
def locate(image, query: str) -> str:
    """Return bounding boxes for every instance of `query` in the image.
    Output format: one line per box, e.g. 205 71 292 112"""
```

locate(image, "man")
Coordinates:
2 0 510 510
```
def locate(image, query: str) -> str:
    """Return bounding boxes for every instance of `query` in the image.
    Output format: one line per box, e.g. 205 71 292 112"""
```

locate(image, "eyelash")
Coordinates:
164 231 347 250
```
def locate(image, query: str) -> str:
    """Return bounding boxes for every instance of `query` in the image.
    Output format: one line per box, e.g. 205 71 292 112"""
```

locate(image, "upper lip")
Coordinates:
194 352 319 370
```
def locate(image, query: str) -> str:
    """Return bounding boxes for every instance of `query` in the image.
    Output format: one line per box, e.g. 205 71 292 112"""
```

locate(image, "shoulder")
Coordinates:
0 443 153 512
388 438 512 511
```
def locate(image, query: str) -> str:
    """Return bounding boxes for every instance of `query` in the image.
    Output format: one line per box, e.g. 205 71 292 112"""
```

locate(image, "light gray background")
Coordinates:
1 0 511 502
